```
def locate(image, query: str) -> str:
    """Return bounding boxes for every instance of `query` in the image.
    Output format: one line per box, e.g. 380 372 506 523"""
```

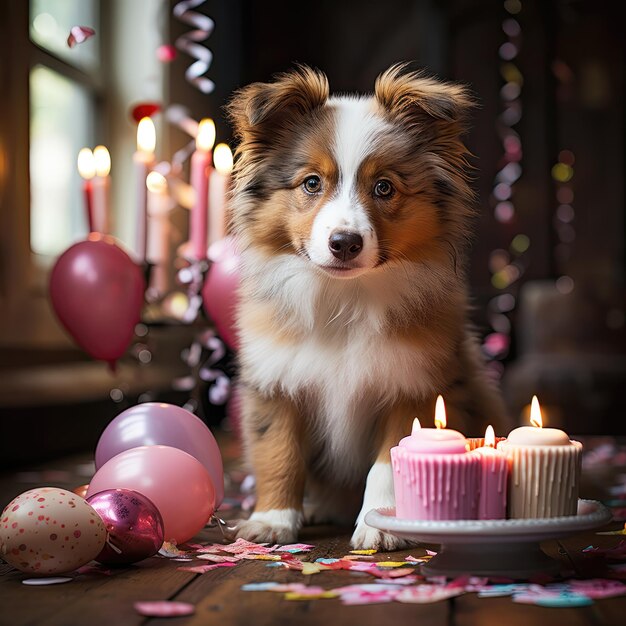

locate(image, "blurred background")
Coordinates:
0 0 623 468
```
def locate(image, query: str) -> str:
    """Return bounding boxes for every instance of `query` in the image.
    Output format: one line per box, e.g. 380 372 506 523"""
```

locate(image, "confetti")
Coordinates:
177 562 237 574
396 585 465 604
22 577 72 586
301 562 328 576
159 542 189 558
196 554 239 563
67 26 96 48
569 579 626 599
285 589 338 600
513 592 593 608
376 561 411 568
350 549 377 555
134 601 195 617
276 543 314 553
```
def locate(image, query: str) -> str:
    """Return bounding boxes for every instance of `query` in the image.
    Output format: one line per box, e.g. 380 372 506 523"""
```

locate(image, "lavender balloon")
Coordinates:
87 489 164 565
95 403 224 506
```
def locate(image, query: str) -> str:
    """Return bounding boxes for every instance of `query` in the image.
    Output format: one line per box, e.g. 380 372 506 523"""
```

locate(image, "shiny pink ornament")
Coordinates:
203 237 240 350
86 489 164 565
86 445 215 544
94 402 224 507
49 234 145 367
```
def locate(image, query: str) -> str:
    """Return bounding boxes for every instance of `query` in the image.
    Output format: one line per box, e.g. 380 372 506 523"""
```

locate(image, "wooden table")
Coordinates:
1 437 625 626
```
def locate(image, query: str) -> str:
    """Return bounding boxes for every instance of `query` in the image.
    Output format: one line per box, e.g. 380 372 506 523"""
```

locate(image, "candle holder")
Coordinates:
365 499 611 578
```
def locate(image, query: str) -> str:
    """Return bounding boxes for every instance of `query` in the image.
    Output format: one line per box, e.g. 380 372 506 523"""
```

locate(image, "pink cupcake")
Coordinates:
391 416 480 520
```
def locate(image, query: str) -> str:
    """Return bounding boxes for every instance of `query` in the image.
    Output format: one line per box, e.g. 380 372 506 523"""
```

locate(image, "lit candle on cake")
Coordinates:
391 396 480 520
497 396 582 518
189 118 215 260
473 425 508 520
208 143 233 246
134 117 156 262
77 147 95 232
92 145 111 234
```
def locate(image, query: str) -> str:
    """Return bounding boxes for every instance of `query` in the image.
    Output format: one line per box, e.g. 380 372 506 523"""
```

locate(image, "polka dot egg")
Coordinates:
0 487 106 575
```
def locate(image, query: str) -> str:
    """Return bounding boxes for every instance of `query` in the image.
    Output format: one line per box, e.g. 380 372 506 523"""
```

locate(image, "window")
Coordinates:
29 0 101 258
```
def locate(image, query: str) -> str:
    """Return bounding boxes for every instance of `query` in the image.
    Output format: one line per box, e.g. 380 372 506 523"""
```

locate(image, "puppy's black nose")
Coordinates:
328 231 363 262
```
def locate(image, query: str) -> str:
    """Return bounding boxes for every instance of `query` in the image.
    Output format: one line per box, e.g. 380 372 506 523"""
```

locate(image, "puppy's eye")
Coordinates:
373 179 394 198
303 175 322 194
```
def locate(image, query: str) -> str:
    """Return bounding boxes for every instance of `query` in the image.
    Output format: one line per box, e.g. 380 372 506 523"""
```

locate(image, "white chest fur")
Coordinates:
239 251 451 481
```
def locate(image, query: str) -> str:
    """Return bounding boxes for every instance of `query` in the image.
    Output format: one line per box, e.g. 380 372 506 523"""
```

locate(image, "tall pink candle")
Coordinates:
473 425 508 520
134 117 156 262
77 147 95 232
391 396 480 520
92 145 111 234
189 118 215 261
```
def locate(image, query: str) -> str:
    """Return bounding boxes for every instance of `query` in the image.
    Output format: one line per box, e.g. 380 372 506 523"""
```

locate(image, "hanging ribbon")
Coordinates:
173 0 215 94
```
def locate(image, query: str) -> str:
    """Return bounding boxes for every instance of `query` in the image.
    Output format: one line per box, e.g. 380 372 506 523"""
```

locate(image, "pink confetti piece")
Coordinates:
396 585 465 604
75 564 113 576
22 577 72 586
373 576 422 586
177 562 237 574
340 590 397 605
373 568 416 580
196 554 238 563
276 543 314 553
134 601 195 617
569 579 626 599
67 25 96 48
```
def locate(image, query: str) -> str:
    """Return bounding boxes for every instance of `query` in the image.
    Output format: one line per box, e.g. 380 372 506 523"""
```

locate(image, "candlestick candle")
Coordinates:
134 117 156 262
146 171 173 295
189 118 215 260
391 396 480 520
92 145 111 234
208 143 233 246
473 425 508 520
77 147 95 232
497 396 582 518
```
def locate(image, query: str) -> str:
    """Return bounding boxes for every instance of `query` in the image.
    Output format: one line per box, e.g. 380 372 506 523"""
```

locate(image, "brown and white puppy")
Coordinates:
227 64 509 549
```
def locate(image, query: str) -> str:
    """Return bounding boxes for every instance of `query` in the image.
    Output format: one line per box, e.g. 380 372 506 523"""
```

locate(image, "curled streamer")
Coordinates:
173 0 215 94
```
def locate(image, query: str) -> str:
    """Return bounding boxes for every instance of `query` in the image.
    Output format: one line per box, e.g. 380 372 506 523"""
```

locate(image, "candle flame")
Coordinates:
434 395 446 429
213 143 233 175
93 145 111 177
196 118 216 152
411 418 421 435
530 395 543 428
137 117 156 153
484 425 496 448
77 147 95 180
146 171 167 194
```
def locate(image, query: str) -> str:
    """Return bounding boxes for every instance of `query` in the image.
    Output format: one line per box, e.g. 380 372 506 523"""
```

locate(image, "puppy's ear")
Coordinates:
227 65 329 145
375 63 474 129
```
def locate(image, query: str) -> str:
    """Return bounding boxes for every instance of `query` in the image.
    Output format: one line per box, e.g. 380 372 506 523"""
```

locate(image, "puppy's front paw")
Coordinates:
350 520 413 552
231 509 302 544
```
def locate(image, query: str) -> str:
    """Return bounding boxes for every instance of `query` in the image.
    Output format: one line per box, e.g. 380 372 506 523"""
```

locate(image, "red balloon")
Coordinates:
203 237 240 350
50 234 145 366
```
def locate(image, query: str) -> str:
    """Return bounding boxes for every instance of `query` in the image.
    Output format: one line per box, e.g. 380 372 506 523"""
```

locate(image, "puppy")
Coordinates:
227 64 510 549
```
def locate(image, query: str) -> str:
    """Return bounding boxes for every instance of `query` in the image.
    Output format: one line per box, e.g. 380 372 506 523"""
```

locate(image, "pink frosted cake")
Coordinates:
391 424 481 520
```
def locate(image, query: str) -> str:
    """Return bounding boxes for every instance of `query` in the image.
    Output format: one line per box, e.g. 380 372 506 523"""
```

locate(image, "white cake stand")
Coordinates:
365 499 612 579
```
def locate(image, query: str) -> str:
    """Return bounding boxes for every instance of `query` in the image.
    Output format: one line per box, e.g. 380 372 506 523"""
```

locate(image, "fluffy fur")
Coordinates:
227 64 510 549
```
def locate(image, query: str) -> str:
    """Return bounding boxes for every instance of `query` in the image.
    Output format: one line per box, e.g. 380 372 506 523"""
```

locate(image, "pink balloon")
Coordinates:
95 403 224 507
49 234 145 367
87 446 215 544
203 237 240 350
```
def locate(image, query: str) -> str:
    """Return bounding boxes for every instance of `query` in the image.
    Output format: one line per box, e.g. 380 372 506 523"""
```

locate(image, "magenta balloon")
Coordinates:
86 488 164 565
202 237 240 350
49 235 145 366
95 403 224 507
86 446 215 544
